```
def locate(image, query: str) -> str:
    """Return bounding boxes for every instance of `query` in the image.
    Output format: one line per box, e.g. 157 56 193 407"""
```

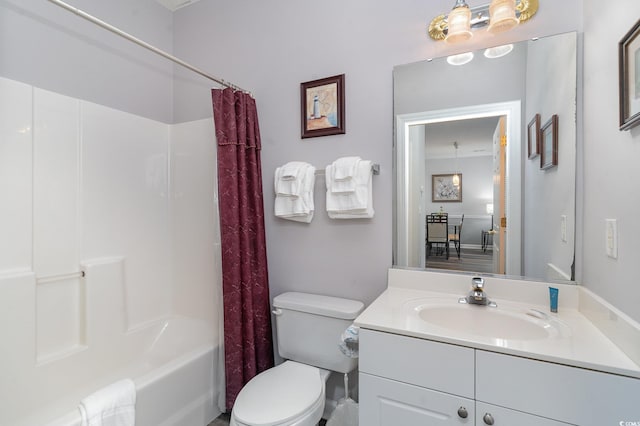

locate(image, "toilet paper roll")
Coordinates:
338 325 359 358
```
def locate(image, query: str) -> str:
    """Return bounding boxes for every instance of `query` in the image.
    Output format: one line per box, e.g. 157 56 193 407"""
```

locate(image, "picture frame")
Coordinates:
432 174 462 202
300 74 345 138
540 115 558 170
527 113 541 159
619 18 640 131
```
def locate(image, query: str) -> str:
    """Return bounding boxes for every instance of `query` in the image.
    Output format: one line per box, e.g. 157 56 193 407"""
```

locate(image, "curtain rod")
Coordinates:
46 0 250 94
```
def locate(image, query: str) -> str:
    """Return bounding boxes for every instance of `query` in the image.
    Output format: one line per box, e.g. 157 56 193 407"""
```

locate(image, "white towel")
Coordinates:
326 160 374 219
275 163 315 223
79 379 136 426
330 156 360 193
275 161 306 197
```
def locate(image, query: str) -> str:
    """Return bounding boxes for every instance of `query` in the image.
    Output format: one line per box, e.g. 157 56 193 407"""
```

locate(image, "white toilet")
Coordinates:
230 292 365 426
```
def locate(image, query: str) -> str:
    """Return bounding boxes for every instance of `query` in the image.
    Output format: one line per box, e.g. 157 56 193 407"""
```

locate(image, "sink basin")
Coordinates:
411 302 566 341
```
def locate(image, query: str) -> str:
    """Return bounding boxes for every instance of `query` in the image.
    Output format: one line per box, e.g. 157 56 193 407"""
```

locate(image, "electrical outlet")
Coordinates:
561 215 567 242
606 219 618 259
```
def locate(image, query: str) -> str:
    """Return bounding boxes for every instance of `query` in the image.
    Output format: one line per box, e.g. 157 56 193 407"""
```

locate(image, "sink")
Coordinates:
408 301 567 341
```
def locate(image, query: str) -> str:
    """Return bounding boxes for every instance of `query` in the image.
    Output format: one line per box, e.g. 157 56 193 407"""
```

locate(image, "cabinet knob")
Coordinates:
483 413 495 425
457 406 468 418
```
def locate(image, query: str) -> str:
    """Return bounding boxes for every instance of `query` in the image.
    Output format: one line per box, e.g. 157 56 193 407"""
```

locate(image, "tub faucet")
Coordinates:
459 277 497 307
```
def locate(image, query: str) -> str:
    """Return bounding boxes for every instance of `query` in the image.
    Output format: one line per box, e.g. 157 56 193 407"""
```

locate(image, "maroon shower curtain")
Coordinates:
212 88 274 410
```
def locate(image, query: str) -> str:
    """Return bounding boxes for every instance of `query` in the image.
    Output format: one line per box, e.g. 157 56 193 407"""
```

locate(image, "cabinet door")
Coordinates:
359 373 474 426
476 402 574 426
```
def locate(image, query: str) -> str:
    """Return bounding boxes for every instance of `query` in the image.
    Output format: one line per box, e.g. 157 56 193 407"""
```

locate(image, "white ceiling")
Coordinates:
424 116 500 159
155 0 202 12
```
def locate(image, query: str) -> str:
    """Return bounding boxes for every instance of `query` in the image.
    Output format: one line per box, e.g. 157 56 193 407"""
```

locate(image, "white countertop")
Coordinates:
354 268 640 379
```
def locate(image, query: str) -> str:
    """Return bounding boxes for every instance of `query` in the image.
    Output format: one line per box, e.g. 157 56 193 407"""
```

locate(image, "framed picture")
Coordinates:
619 18 640 131
527 113 541 159
300 74 345 138
432 174 462 202
540 115 558 170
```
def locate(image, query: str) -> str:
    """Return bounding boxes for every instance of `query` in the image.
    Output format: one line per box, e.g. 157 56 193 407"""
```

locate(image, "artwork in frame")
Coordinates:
540 115 558 170
300 74 345 138
619 18 640 131
527 113 541 159
432 174 462 202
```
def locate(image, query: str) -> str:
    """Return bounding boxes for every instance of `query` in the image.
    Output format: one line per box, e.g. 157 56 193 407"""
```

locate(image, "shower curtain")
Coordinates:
212 88 274 410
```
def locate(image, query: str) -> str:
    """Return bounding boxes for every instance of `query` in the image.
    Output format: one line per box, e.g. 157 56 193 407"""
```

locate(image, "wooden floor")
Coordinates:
426 246 494 274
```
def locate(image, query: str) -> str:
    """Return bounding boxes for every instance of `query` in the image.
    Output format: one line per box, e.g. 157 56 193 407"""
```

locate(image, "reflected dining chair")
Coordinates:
426 213 449 260
449 214 464 259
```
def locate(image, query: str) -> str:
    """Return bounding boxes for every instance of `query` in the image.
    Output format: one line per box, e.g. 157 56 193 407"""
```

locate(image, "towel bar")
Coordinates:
315 163 380 176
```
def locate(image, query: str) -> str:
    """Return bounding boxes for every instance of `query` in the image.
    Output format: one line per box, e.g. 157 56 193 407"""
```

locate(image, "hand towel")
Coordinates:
275 161 306 197
275 163 315 222
330 157 360 193
326 160 374 218
79 379 136 426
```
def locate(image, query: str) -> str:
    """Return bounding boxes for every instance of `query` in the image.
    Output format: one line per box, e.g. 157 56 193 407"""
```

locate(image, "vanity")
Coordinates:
355 268 640 426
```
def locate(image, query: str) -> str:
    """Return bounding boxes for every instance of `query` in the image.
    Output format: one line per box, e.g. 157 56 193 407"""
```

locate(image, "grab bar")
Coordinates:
36 270 85 284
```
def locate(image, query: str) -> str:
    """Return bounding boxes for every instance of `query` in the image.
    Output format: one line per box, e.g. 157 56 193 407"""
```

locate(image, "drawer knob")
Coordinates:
457 406 468 418
483 413 495 425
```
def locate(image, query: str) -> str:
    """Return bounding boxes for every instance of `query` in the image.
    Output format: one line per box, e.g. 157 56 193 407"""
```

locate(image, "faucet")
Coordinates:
459 277 497 307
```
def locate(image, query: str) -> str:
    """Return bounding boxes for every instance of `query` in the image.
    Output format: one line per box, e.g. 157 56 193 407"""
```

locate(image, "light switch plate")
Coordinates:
606 219 617 259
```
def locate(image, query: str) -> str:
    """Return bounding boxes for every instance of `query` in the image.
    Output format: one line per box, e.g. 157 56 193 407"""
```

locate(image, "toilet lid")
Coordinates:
233 361 324 426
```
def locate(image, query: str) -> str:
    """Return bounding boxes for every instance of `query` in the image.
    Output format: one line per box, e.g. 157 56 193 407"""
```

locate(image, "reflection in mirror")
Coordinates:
393 32 577 283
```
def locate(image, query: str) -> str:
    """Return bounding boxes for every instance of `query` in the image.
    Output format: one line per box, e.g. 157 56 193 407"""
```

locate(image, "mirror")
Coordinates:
393 32 577 283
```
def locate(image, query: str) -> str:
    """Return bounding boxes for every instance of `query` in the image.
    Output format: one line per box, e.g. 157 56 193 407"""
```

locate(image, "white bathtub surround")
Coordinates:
0 76 224 426
355 268 640 378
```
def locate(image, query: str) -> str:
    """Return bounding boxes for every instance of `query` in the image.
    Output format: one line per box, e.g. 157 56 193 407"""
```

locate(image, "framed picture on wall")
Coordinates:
540 115 558 170
619 18 640 131
527 113 540 159
432 174 462 202
300 74 345 138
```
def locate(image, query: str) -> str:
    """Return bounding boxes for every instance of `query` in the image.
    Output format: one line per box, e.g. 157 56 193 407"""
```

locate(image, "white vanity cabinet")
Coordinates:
359 329 475 425
359 329 640 426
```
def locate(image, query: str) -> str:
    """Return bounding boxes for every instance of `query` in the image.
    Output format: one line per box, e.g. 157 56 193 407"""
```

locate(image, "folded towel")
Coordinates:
275 163 315 223
275 161 307 197
326 160 373 218
79 379 136 426
330 157 360 193
332 156 361 181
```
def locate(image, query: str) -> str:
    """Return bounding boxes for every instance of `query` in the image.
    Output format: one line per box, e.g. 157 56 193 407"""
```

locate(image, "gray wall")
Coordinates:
0 0 174 123
172 0 582 307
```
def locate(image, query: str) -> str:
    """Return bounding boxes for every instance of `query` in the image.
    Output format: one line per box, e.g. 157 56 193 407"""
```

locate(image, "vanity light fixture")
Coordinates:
452 141 461 187
428 0 538 42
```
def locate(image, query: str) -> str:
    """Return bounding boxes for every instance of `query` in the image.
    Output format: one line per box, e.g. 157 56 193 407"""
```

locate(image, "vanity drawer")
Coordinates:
359 329 474 399
476 350 640 426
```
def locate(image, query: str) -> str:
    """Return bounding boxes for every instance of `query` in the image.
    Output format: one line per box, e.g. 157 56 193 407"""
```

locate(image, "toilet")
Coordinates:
230 292 365 426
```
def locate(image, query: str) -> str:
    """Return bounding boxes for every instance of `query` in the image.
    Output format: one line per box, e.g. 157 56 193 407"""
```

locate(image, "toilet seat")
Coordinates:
231 361 326 426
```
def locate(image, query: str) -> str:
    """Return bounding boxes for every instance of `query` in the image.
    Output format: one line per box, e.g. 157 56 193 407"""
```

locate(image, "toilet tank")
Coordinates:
273 292 365 374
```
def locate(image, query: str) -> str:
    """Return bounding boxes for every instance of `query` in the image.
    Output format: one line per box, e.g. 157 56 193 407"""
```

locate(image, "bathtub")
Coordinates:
5 316 221 426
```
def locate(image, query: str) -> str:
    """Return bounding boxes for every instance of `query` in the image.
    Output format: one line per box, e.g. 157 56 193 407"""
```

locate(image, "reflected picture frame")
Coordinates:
527 113 541 159
619 18 640 131
432 173 462 202
540 115 558 170
300 74 345 138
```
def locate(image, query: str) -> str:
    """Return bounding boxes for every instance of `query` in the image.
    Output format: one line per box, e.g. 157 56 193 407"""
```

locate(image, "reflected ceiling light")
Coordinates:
447 51 474 66
484 43 514 58
428 0 538 42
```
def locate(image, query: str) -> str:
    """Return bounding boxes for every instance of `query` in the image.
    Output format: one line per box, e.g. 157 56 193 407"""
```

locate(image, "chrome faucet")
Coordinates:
459 277 497 307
